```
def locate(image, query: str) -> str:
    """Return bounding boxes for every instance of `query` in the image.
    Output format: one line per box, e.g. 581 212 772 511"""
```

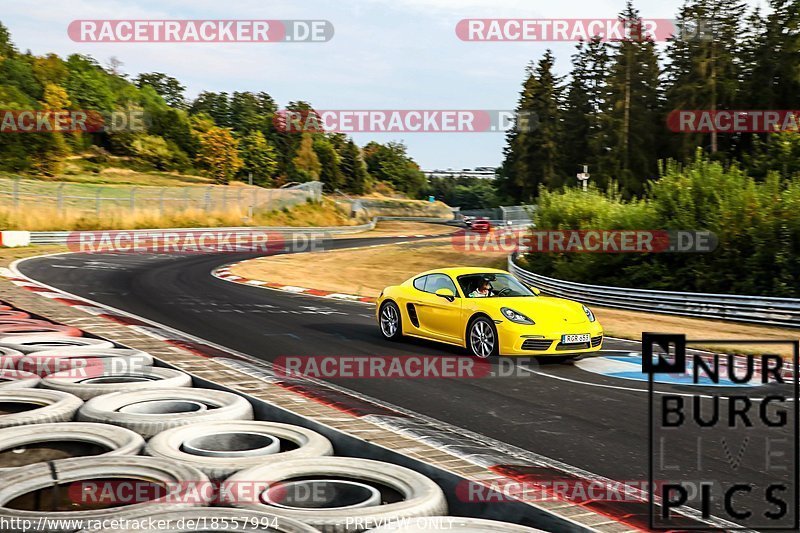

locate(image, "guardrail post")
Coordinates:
57 183 65 212
12 178 20 209
95 187 103 215
204 186 212 212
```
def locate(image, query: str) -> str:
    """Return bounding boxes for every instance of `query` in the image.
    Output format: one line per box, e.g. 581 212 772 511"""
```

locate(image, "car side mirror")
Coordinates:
435 288 456 302
528 285 541 296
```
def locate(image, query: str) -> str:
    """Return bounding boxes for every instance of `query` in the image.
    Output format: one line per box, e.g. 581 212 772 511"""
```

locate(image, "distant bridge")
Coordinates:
423 168 497 179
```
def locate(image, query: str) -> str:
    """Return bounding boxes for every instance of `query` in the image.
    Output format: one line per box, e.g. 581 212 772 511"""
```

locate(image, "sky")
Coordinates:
0 0 768 170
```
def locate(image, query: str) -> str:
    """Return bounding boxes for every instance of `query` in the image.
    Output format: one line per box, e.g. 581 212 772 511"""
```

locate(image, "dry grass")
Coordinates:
0 199 355 231
231 241 800 357
0 245 70 264
595 308 799 358
338 221 458 239
336 195 453 219
231 239 507 298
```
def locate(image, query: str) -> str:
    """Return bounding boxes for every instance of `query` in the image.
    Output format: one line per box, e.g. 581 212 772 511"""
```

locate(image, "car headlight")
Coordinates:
501 307 535 325
582 304 596 322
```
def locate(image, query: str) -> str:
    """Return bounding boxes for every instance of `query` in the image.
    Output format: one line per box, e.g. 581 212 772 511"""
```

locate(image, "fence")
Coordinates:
500 205 535 225
0 177 322 216
508 253 800 328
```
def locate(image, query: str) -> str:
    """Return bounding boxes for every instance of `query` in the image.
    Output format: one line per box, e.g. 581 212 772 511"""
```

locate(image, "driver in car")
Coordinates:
469 279 493 298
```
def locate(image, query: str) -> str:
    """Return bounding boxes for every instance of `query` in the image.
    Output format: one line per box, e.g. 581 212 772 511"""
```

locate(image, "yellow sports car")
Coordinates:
376 267 603 358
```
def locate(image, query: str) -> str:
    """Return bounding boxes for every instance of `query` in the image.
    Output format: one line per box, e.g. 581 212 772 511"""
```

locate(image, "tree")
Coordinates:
562 37 610 188
742 0 800 111
30 83 71 176
496 50 564 202
0 22 15 59
291 133 321 182
64 59 115 111
597 1 661 197
313 136 344 190
238 130 278 185
664 0 743 160
131 135 174 170
135 72 186 108
197 127 242 184
338 139 369 194
363 141 426 195
190 91 231 127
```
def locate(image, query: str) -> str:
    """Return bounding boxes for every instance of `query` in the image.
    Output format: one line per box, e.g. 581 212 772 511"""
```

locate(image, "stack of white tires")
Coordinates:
0 299 543 532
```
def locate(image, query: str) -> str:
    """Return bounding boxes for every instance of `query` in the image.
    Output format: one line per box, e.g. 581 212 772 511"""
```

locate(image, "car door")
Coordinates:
412 274 462 342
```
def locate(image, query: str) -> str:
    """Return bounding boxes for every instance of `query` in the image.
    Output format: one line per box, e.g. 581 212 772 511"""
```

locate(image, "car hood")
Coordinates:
478 296 589 326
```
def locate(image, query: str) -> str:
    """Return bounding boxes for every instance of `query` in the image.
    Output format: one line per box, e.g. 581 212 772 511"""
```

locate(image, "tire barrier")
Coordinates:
0 369 40 390
0 422 144 472
41 366 191 400
221 457 448 533
0 318 57 326
0 296 565 531
21 348 154 376
77 388 254 438
0 389 83 428
0 456 211 532
0 310 31 320
76 507 322 532
0 323 83 343
0 346 24 372
145 420 334 480
0 337 114 353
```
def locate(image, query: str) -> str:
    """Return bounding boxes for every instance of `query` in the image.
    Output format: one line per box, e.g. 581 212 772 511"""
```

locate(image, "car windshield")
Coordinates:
458 273 534 298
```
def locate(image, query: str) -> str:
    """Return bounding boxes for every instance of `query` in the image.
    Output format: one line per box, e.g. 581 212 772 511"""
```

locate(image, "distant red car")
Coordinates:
471 219 491 233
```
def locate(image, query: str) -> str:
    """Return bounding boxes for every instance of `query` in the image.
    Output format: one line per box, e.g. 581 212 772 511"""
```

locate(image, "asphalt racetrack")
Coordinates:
19 235 797 526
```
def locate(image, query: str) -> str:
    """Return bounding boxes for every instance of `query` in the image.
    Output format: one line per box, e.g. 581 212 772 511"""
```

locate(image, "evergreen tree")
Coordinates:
598 1 661 197
313 136 344 190
562 37 610 189
338 139 369 194
664 0 744 160
497 50 564 202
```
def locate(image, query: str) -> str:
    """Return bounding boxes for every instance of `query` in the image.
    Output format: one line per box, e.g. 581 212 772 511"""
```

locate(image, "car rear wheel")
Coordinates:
467 317 498 358
379 302 402 341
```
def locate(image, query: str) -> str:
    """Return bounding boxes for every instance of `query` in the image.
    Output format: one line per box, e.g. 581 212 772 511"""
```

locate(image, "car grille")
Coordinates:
555 342 590 351
591 335 603 347
521 339 553 351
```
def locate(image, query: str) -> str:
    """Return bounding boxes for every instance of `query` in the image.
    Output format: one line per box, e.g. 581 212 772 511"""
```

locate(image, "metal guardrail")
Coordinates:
508 253 800 328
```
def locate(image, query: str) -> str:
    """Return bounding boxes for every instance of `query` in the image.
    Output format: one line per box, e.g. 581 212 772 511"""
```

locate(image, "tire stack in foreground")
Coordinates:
0 299 543 532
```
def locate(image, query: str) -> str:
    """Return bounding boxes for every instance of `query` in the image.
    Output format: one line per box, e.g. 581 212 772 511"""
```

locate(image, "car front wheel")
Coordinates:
467 316 498 358
379 301 402 341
